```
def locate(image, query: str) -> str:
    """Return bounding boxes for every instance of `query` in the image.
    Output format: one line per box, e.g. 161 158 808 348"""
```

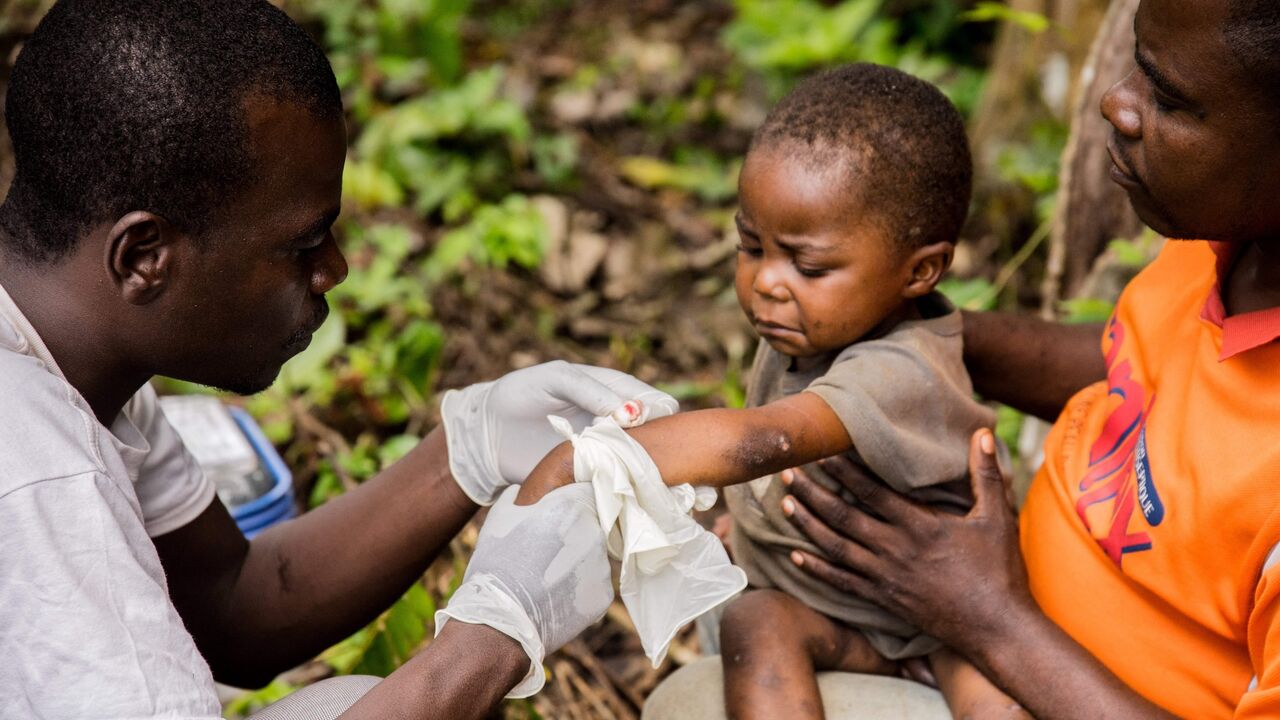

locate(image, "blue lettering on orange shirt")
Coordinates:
1074 317 1159 566
1134 427 1164 526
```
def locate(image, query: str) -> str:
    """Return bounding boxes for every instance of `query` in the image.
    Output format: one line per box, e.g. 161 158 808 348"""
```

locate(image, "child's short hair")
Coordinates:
749 63 972 252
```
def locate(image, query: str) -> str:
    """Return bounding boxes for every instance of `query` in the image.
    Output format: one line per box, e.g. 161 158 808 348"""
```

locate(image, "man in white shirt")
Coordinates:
0 1 670 717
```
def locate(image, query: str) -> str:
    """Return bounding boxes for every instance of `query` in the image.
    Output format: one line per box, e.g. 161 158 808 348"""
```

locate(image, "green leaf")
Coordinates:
378 434 422 468
222 678 297 718
343 159 406 211
425 195 548 278
323 583 437 678
961 2 1050 34
938 277 998 312
618 154 739 202
276 313 347 392
995 404 1025 461
1059 298 1116 325
1107 238 1150 268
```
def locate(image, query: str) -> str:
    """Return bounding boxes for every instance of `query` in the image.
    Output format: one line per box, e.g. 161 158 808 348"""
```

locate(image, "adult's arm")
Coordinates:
155 427 476 688
781 432 1176 720
155 361 674 688
961 311 1106 421
340 482 614 719
336 622 528 719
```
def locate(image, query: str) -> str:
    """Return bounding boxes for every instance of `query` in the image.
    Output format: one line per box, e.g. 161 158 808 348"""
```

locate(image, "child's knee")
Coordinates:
720 589 801 655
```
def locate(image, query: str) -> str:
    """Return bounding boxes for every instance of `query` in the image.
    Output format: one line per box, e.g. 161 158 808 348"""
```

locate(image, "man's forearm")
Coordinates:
224 427 479 682
338 622 528 720
961 311 1106 421
966 601 1176 720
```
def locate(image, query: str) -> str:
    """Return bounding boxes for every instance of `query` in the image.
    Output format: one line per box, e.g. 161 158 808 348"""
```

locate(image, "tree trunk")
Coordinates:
1043 0 1145 312
964 0 1113 287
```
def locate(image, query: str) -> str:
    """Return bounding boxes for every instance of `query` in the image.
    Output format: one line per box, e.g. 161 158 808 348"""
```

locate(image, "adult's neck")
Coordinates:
0 250 150 426
1222 239 1280 317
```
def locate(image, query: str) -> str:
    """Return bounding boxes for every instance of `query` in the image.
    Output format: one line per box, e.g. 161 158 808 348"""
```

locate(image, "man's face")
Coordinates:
1102 0 1280 242
159 97 348 394
733 147 909 360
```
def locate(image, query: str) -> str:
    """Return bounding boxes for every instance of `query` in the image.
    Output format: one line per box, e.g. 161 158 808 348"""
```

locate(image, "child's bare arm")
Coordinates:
516 391 851 505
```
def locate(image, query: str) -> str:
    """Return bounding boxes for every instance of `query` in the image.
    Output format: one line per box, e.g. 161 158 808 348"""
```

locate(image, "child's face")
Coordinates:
734 148 912 359
1101 0 1280 242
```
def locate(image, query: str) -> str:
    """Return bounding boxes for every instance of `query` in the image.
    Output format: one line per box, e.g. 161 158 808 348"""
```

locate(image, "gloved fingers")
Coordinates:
571 364 680 422
526 360 633 419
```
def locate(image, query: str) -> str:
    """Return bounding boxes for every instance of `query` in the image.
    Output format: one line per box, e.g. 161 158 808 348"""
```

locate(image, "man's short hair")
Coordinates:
0 0 342 264
1225 0 1280 112
749 63 972 252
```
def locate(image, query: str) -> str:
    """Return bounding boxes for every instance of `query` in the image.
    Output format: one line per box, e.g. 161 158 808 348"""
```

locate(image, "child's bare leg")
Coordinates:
720 589 896 720
930 648 1031 720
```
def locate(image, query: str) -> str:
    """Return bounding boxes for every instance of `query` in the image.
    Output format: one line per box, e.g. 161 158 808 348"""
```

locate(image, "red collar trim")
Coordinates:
1200 241 1280 360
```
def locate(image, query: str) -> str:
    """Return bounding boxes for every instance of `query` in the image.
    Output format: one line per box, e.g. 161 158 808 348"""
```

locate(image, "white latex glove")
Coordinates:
549 416 747 667
435 484 612 698
441 360 679 505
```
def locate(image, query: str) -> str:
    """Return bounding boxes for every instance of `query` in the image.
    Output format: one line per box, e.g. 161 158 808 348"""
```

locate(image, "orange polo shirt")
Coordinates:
1022 240 1280 718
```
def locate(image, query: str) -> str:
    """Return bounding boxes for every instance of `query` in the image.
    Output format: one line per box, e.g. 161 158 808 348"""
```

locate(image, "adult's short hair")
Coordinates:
1225 0 1280 113
0 0 342 263
749 63 972 252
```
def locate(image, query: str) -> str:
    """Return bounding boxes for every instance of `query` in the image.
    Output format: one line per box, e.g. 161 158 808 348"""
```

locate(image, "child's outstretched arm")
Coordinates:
516 392 851 505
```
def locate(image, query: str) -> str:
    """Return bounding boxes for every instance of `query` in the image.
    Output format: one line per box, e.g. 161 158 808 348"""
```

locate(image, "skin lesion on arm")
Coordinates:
514 392 852 506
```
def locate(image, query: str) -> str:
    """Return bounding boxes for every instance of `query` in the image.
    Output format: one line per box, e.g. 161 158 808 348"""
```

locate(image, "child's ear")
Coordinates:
901 241 953 299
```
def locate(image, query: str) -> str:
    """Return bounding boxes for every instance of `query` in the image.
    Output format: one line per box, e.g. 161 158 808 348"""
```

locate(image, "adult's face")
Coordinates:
1101 0 1280 242
157 97 348 394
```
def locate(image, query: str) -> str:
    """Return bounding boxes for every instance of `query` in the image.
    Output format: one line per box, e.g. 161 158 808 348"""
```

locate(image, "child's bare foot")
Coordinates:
930 649 1032 720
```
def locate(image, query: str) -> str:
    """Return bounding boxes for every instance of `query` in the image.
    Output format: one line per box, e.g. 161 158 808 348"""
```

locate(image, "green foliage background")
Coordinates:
0 0 1135 715
230 2 1039 708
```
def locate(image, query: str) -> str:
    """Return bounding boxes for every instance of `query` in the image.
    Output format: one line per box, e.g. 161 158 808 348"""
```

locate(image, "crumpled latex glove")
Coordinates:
435 484 612 698
441 361 679 505
550 415 748 667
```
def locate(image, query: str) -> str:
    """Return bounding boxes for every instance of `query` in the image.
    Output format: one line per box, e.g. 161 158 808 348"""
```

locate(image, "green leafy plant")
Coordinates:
961 2 1051 35
721 0 987 113
426 194 549 278
321 582 438 677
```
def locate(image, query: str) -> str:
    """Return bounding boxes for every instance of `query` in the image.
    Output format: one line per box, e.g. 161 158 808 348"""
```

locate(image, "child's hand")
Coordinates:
514 441 576 506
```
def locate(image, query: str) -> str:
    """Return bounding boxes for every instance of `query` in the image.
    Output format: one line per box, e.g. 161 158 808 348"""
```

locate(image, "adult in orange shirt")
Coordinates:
781 0 1280 717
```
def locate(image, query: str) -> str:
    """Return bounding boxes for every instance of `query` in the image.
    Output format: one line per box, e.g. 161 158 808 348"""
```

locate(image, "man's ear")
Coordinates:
901 241 953 299
104 211 183 305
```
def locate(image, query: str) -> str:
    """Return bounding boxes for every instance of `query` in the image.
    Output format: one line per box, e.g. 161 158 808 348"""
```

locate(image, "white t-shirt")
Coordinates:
0 281 221 719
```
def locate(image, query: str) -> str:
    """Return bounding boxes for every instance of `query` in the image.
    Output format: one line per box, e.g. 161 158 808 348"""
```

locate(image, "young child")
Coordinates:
517 63 1027 720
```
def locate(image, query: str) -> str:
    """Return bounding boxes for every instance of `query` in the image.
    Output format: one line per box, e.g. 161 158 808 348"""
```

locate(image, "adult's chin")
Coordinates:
212 370 282 397
207 354 290 397
1122 187 1185 240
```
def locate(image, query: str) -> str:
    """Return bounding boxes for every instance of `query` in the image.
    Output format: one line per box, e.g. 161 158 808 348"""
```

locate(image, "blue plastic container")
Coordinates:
227 407 295 538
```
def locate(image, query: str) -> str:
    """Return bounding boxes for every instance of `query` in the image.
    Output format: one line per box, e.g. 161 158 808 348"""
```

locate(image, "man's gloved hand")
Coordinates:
435 484 612 698
441 360 678 506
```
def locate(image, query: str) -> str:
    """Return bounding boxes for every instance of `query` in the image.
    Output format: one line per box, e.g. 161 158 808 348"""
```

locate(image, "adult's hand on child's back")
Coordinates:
779 430 1034 660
